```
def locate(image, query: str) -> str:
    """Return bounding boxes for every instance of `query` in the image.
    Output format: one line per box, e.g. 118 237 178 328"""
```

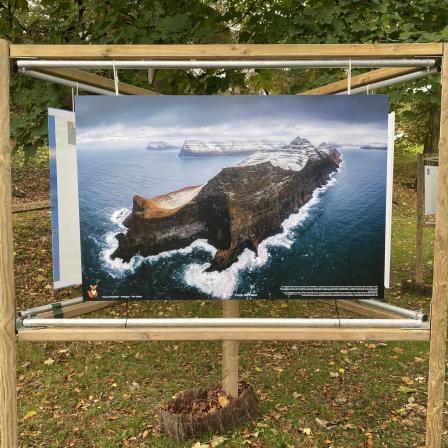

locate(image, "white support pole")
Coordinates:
15 59 437 70
18 68 117 95
336 67 439 94
20 317 429 329
18 296 85 319
356 299 427 321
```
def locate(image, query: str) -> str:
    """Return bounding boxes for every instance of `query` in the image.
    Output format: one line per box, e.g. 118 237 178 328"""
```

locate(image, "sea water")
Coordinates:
77 147 386 299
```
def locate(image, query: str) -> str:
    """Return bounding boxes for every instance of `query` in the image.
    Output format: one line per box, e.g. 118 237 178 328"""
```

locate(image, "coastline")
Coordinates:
100 157 343 298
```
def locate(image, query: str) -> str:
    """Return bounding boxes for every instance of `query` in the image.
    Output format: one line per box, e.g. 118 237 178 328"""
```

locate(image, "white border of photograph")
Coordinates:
48 107 82 288
384 112 395 289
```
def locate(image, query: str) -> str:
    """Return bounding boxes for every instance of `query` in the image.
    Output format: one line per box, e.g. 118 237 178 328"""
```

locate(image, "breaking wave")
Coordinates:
101 208 217 278
100 166 341 295
101 208 144 276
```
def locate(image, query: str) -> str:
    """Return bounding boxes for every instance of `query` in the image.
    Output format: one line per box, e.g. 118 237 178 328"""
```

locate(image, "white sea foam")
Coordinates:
102 231 145 276
101 208 145 276
102 207 216 277
111 208 130 227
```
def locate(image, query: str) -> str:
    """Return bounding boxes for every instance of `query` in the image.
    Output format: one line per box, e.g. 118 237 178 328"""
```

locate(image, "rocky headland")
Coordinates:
112 137 342 271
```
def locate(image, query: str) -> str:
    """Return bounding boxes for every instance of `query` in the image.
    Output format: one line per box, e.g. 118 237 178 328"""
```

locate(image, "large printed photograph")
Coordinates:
76 95 389 300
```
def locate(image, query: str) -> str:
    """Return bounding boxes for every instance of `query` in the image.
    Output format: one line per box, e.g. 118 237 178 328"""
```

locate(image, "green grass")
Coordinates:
10 152 445 448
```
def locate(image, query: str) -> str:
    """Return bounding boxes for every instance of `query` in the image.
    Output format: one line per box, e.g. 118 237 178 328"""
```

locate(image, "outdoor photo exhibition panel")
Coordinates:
70 95 390 301
0 43 447 448
47 97 396 301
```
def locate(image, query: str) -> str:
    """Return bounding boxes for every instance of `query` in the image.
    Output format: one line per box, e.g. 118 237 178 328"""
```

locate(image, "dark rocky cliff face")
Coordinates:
111 138 341 271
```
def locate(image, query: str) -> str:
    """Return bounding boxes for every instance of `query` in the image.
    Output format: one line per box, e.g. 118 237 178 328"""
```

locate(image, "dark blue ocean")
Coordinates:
77 147 386 300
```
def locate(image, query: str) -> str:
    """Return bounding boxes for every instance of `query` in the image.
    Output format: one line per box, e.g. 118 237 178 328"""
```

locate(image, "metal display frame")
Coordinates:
0 42 447 448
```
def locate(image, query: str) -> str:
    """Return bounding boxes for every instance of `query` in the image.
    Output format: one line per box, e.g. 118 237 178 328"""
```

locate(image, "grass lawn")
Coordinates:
9 151 444 448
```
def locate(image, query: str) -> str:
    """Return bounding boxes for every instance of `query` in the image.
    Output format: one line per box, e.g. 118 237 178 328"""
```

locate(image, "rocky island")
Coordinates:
146 141 178 150
360 143 387 150
179 139 286 157
111 137 342 271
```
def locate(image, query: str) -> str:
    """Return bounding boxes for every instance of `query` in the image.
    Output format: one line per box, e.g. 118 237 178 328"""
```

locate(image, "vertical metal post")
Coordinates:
425 43 448 448
0 39 18 448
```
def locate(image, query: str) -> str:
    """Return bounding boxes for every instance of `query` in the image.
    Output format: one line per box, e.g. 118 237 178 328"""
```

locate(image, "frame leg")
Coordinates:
415 154 425 284
425 43 448 448
222 301 239 397
0 39 18 448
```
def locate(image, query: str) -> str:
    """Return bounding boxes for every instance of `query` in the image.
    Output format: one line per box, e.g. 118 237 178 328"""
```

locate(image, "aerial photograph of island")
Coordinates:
75 95 389 300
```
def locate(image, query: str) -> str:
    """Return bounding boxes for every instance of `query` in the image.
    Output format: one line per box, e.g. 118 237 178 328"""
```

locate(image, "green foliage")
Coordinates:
1 0 448 155
224 0 447 151
1 0 235 152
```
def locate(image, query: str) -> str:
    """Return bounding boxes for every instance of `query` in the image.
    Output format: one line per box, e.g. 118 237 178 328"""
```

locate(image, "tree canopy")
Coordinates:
1 0 448 155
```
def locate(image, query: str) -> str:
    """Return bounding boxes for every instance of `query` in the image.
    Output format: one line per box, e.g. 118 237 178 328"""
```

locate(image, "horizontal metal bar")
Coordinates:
18 296 85 319
16 59 437 70
337 66 439 94
22 317 429 329
18 68 117 95
356 299 427 321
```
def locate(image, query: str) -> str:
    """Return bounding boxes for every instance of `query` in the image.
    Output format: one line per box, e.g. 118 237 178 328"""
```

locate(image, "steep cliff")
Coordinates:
112 137 341 271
